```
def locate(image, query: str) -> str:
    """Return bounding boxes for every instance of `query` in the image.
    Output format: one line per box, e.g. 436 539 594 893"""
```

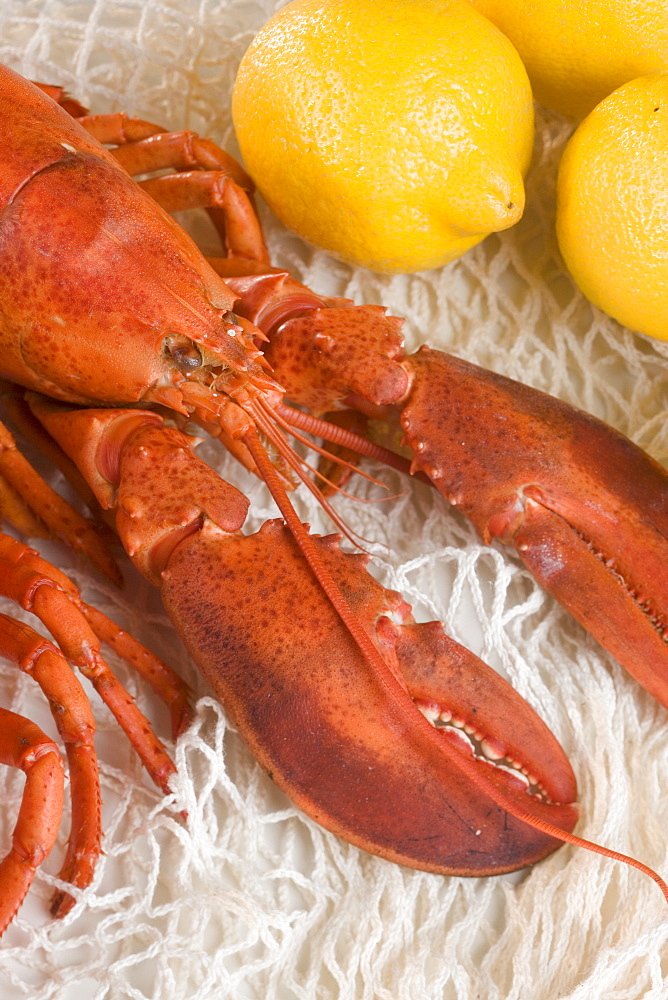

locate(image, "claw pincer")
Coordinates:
400 348 668 709
222 268 668 711
164 522 579 874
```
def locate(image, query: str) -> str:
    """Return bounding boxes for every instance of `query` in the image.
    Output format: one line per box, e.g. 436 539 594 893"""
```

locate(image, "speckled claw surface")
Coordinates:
162 520 579 876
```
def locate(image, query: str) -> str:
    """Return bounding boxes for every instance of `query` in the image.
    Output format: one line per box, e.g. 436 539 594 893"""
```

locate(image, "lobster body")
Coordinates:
0 65 261 409
2 62 668 930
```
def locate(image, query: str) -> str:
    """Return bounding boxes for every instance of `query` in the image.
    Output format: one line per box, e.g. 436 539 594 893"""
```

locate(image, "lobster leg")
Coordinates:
0 417 121 584
89 123 267 260
80 603 194 741
38 81 252 190
138 172 268 263
0 391 111 526
0 534 180 793
80 119 266 261
221 268 668 712
0 470 46 540
31 82 87 119
36 81 267 262
102 124 267 262
108 131 255 189
0 398 193 737
0 614 100 918
74 114 165 144
0 708 64 935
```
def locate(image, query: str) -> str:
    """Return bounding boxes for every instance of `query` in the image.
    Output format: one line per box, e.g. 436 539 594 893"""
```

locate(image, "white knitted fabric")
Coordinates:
1 2 668 998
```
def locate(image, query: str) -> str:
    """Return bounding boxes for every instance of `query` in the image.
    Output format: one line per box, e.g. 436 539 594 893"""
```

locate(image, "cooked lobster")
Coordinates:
0 63 666 931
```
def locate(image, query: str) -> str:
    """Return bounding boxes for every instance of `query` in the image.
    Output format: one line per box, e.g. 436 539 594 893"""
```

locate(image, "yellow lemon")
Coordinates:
467 0 668 119
556 74 668 341
232 0 534 273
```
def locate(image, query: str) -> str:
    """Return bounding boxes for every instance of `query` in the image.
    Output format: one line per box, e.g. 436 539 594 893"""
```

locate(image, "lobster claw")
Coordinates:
162 519 578 875
399 348 668 710
221 270 668 712
30 393 579 875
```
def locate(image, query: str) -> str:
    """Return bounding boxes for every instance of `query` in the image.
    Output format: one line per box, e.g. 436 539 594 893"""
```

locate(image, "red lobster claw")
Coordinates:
29 393 582 876
219 267 668 712
163 520 579 875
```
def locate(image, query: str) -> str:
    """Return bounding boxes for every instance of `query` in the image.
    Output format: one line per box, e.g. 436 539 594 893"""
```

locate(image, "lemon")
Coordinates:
232 0 534 273
556 74 668 342
467 0 668 120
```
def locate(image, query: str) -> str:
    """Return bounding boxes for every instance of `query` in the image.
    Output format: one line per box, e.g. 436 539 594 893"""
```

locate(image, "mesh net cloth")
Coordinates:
1 2 668 998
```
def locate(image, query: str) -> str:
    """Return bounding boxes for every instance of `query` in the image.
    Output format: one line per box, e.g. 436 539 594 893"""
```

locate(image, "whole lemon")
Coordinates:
232 0 534 273
556 74 668 341
467 0 668 119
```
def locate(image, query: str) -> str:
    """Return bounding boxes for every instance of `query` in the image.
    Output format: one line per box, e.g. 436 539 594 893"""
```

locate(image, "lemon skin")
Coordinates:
556 74 668 341
232 0 534 274
468 0 668 119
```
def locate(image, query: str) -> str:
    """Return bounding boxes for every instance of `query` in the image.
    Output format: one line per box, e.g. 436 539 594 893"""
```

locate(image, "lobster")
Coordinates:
0 63 667 931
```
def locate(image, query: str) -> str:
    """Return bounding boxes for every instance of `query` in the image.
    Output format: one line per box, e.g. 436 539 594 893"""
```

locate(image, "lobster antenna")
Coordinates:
269 400 395 491
248 398 374 550
244 422 668 905
259 400 397 504
276 401 419 479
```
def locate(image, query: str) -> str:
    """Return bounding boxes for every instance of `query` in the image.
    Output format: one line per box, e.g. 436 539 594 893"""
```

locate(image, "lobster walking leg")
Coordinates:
0 417 120 583
100 122 268 262
0 529 193 931
0 708 64 934
0 615 100 917
80 603 194 741
42 84 268 263
0 402 193 739
0 534 182 794
0 467 46 540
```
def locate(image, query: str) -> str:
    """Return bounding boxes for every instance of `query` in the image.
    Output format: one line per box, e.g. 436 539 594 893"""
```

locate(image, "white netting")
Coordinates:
0 2 668 997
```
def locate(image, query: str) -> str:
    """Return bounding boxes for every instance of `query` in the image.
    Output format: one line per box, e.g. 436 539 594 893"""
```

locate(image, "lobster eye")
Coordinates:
165 335 202 373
